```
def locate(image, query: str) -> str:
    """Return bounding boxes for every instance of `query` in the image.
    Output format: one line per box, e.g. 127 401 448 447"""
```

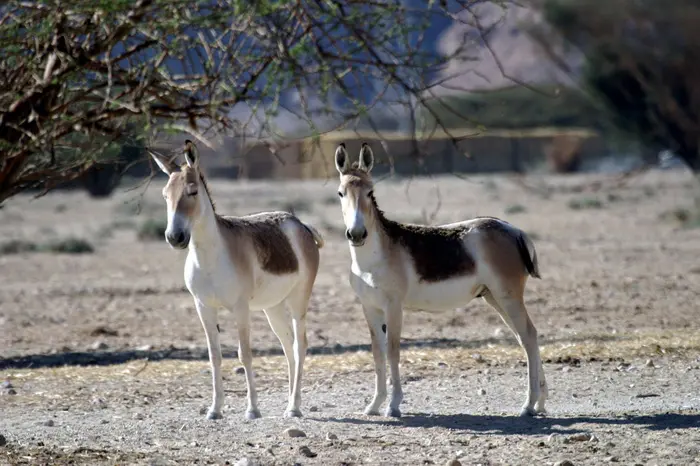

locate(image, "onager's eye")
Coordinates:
337 191 344 198
367 190 373 198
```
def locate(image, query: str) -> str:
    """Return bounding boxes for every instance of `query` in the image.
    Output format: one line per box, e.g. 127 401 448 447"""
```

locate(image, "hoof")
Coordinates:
284 409 303 418
364 406 381 416
206 410 223 420
245 409 262 420
535 403 547 415
519 406 537 418
385 407 402 418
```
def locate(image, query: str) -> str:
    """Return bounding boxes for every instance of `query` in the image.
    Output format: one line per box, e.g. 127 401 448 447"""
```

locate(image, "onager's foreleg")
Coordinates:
483 291 547 416
195 300 224 420
362 305 387 415
385 301 404 418
235 302 261 420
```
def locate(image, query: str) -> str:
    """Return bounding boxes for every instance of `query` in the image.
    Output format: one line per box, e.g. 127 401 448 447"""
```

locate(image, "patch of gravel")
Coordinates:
2 356 699 465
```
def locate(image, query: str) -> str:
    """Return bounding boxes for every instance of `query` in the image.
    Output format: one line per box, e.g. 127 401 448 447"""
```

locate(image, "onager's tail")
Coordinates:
515 231 540 279
302 223 325 249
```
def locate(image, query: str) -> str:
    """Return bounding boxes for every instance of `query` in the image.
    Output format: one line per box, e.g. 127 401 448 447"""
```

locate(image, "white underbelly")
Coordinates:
403 276 479 311
248 271 299 310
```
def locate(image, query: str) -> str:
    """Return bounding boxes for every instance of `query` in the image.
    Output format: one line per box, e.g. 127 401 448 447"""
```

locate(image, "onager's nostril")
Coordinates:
345 229 353 240
361 229 368 240
176 231 186 244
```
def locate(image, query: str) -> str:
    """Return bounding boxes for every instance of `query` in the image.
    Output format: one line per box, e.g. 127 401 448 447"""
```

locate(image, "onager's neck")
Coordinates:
189 190 221 254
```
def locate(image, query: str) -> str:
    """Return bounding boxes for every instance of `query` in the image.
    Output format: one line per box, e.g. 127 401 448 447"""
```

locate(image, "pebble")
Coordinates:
564 433 593 443
42 419 54 427
437 361 448 368
562 366 571 373
554 461 574 466
284 427 307 438
309 406 319 412
235 367 246 375
645 359 655 368
298 445 317 458
0 434 6 446
100 419 109 424
91 341 108 351
605 456 619 463
133 412 145 420
479 388 486 395
445 459 462 466
234 458 255 466
326 432 338 440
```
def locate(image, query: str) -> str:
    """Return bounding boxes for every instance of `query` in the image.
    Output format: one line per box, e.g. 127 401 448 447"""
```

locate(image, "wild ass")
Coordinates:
149 140 324 420
334 142 548 418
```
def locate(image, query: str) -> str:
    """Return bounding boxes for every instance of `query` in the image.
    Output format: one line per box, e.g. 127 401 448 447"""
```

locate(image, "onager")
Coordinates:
334 142 548 418
149 140 324 420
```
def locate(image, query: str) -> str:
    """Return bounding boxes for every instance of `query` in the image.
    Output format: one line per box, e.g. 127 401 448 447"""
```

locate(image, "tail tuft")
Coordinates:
302 222 325 249
515 232 540 279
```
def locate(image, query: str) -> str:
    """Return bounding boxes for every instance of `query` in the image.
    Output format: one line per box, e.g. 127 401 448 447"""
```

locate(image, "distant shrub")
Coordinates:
0 240 38 255
504 204 527 214
138 218 167 241
568 197 604 210
42 237 95 254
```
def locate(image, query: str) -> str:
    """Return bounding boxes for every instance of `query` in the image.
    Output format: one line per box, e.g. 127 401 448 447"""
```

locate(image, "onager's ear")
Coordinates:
184 139 200 169
148 149 177 175
358 142 374 173
334 143 350 174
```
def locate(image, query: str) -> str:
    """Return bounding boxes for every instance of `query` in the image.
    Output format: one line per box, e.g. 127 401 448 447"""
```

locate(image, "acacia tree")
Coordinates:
0 0 500 204
527 0 700 176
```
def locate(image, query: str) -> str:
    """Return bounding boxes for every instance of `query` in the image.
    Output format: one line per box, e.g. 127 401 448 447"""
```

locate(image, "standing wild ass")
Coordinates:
149 140 324 420
334 142 548 418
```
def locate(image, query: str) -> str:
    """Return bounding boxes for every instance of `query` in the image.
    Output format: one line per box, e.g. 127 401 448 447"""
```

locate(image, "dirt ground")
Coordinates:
1 168 700 465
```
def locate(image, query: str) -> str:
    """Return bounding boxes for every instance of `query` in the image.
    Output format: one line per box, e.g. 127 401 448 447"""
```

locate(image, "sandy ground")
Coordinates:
1 168 700 465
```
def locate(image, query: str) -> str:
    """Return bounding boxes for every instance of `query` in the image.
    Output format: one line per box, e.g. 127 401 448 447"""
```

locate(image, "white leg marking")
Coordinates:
195 300 224 420
385 302 404 418
235 303 261 420
362 305 387 415
484 292 546 416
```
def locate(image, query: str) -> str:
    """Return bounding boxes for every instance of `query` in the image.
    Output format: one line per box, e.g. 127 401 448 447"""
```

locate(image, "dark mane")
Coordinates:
369 193 476 282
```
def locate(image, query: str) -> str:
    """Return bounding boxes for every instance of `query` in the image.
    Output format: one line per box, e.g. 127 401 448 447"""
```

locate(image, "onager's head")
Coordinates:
335 142 376 247
149 140 206 249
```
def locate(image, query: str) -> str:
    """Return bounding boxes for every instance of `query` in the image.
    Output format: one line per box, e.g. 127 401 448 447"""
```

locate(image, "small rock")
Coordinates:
91 341 108 351
1 381 12 389
100 419 109 424
234 367 246 375
645 359 655 368
325 432 338 440
309 406 319 412
605 456 619 463
284 427 306 438
5 388 16 396
437 361 448 368
234 458 255 466
554 461 574 466
190 441 200 447
42 419 55 427
562 366 571 373
479 388 486 395
0 434 7 446
133 412 145 420
564 433 593 443
298 445 317 458
445 459 462 466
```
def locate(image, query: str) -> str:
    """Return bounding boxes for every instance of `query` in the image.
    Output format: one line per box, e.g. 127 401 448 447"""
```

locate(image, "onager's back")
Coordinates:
333 142 547 419
149 140 324 421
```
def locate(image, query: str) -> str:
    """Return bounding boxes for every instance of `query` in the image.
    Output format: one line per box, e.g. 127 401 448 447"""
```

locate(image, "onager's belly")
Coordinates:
403 276 480 311
248 271 299 311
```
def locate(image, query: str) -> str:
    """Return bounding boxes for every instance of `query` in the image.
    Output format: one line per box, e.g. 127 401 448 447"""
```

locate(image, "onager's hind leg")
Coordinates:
362 305 387 415
264 303 296 416
284 287 311 418
194 300 224 420
234 302 261 420
483 291 547 416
